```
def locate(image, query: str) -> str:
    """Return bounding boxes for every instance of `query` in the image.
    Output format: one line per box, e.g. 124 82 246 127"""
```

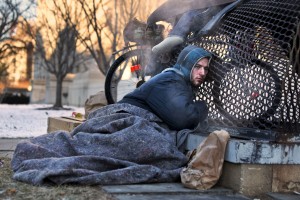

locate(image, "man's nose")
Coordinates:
197 67 205 75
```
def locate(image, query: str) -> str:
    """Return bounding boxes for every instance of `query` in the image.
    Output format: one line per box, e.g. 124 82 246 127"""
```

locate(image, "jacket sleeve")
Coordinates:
145 74 208 130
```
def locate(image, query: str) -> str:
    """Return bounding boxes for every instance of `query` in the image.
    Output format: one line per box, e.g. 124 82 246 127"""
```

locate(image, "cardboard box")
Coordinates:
47 117 84 133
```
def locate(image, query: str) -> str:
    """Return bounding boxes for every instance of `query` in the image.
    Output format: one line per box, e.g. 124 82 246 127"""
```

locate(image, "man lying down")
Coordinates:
11 45 211 185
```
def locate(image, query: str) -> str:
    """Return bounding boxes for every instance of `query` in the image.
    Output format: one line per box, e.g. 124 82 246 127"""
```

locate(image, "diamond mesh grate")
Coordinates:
184 0 300 139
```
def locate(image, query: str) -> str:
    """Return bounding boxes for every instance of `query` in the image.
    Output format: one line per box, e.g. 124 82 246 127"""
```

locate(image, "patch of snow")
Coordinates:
0 104 84 138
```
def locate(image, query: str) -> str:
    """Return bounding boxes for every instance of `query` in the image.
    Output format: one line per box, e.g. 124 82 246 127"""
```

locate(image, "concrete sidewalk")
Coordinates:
0 138 251 200
2 138 299 200
102 183 251 200
0 138 26 158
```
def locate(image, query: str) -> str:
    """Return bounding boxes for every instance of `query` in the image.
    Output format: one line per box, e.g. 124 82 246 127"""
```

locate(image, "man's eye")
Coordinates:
195 66 208 70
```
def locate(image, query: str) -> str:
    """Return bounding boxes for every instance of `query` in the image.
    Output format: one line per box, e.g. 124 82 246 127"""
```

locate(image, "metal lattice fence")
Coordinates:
187 0 300 140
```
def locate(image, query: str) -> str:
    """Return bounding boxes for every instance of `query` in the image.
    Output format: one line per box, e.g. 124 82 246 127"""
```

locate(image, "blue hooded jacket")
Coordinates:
118 45 212 130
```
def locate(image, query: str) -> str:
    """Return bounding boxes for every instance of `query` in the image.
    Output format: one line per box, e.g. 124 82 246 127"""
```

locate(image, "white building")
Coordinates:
30 56 105 107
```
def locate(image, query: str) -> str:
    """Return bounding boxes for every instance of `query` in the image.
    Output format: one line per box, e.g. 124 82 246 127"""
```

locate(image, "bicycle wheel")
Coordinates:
105 49 151 104
212 59 282 122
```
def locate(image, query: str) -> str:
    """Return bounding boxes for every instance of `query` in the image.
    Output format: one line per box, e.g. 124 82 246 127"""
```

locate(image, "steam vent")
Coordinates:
182 0 300 197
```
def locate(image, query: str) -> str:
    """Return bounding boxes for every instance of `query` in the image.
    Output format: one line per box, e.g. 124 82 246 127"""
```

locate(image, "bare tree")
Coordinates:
0 62 9 84
35 0 88 109
0 0 35 85
74 0 161 75
73 0 164 76
0 62 8 78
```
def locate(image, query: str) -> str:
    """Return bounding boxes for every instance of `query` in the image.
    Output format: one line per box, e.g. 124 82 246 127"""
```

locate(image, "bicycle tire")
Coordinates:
105 49 150 104
212 59 282 123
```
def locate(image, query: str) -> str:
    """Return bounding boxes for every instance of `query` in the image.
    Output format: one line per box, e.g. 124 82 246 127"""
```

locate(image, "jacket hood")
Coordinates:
173 45 212 83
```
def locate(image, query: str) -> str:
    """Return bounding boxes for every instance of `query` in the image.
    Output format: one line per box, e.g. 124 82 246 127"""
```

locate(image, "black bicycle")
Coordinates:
104 0 287 123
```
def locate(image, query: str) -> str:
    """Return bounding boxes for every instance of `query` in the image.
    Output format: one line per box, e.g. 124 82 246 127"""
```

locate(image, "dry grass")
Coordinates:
0 156 116 200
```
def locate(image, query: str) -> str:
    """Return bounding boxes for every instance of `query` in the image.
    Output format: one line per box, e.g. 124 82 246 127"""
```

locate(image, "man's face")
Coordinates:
190 58 209 87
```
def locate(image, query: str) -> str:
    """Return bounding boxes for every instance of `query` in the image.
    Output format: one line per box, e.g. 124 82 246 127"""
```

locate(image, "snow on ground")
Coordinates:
0 104 84 138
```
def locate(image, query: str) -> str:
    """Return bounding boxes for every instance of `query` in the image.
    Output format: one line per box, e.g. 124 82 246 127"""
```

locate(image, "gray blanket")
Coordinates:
11 103 189 185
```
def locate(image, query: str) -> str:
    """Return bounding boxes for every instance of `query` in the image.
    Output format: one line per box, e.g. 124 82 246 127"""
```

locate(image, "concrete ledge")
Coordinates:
186 133 300 164
218 162 273 197
272 165 300 192
0 138 27 151
267 192 300 200
186 133 300 196
0 138 27 158
218 163 300 196
102 183 251 200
